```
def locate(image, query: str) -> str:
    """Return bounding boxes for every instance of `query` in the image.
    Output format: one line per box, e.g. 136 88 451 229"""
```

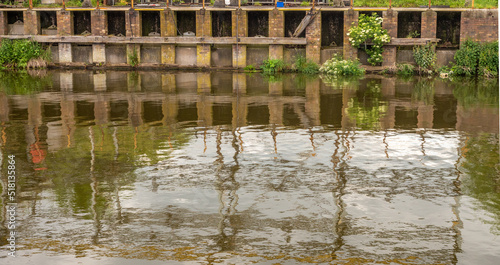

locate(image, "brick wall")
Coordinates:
0 11 7 35
461 9 498 44
91 10 107 36
126 10 140 37
196 10 211 37
382 10 397 67
232 10 247 37
24 10 40 35
162 9 176 65
421 10 437 38
57 10 73 35
343 9 358 60
269 9 284 60
306 12 321 64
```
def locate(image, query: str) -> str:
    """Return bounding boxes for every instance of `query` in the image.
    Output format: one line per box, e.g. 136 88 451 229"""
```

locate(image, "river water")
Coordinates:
0 70 499 264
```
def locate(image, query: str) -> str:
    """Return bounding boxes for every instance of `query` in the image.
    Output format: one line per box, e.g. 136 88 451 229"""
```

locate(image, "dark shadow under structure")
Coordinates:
74 11 91 35
176 11 196 36
142 11 160 36
321 11 343 47
397 12 422 38
285 11 306 38
212 11 232 37
248 11 269 37
108 11 126 36
437 12 461 48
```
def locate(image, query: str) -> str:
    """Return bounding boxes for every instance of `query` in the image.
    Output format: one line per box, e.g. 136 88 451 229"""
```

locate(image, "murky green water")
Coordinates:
0 70 499 264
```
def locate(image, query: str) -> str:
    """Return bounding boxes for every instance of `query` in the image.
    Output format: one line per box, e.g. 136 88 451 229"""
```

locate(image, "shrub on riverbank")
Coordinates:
294 56 320 75
319 57 365 77
0 39 50 69
413 42 437 75
261 59 286 74
452 40 498 77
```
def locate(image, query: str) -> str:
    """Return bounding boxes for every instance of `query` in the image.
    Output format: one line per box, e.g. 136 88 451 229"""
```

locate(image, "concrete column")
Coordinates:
196 10 211 67
305 79 321 126
0 93 9 123
343 9 358 60
24 10 40 35
59 43 73 63
269 81 283 125
306 11 321 64
421 10 437 39
0 11 8 35
232 10 247 68
126 9 141 37
269 9 284 60
57 10 73 35
91 10 107 36
382 9 397 67
92 44 106 64
161 9 176 65
126 44 141 65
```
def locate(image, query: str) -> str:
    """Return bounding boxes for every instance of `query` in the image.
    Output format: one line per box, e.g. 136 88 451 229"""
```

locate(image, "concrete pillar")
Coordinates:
306 11 321 64
382 9 397 67
196 10 211 67
59 43 73 63
126 9 141 37
126 44 141 65
57 10 73 35
91 10 107 36
24 10 40 35
343 9 358 60
269 80 283 125
92 44 106 64
0 11 7 35
232 10 247 68
0 93 9 123
305 79 321 126
269 9 284 60
417 104 434 129
161 9 176 65
421 10 437 39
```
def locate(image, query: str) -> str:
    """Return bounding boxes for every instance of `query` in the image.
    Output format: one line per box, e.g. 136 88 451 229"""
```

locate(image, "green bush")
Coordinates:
0 39 49 69
347 13 390 66
243 64 257 72
261 58 286 74
128 48 139 67
294 56 319 75
396 63 415 76
413 42 436 74
319 57 365 77
452 40 498 77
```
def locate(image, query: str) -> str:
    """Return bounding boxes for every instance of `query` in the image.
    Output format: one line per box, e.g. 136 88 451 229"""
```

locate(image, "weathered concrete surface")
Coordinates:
59 43 72 63
320 47 343 64
92 44 106 64
106 45 127 64
396 49 415 64
247 46 268 68
176 46 197 66
211 45 233 67
73 45 92 64
141 45 161 64
284 48 306 66
436 49 456 67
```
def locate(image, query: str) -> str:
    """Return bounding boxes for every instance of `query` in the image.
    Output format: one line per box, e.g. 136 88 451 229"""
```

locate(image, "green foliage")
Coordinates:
452 77 499 108
319 56 365 77
347 13 390 66
396 63 415 76
406 30 420 38
350 0 497 9
413 42 436 74
0 39 49 69
452 40 498 77
0 71 52 95
261 58 286 74
300 1 310 6
243 64 257 72
65 0 83 6
254 1 262 6
128 48 139 67
294 56 319 75
411 78 435 105
346 80 387 130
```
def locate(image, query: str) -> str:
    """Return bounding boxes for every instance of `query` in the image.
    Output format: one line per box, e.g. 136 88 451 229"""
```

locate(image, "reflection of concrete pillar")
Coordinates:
381 77 396 97
305 79 321 126
0 93 9 122
127 72 141 92
197 73 211 94
417 104 434 129
232 97 248 128
161 74 176 93
94 100 109 126
232 73 246 94
60 72 74 91
28 97 42 127
269 81 283 125
162 98 177 126
93 73 107 91
128 95 143 128
59 43 73 63
380 104 395 130
60 97 76 148
197 73 212 127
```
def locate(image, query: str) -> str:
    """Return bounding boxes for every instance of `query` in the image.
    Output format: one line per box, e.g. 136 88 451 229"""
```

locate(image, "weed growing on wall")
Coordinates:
413 42 436 74
261 59 286 74
347 13 390 66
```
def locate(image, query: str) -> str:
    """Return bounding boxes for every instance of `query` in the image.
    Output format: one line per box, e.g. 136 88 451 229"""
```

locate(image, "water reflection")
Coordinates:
0 71 499 264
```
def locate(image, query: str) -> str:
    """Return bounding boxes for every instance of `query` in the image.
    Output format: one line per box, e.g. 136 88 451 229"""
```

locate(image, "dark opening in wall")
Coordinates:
359 11 382 19
285 11 306 38
248 11 269 37
40 11 57 34
176 11 196 36
73 11 91 35
7 11 23 24
107 11 126 36
437 12 461 48
321 11 343 47
397 12 421 38
142 11 160 36
212 11 232 37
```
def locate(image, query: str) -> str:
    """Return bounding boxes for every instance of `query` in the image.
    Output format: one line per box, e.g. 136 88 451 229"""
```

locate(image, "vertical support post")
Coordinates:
269 9 284 60
306 11 321 64
382 9 397 67
196 9 211 67
343 9 358 60
232 10 247 68
161 9 176 65
24 10 41 35
57 10 73 35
